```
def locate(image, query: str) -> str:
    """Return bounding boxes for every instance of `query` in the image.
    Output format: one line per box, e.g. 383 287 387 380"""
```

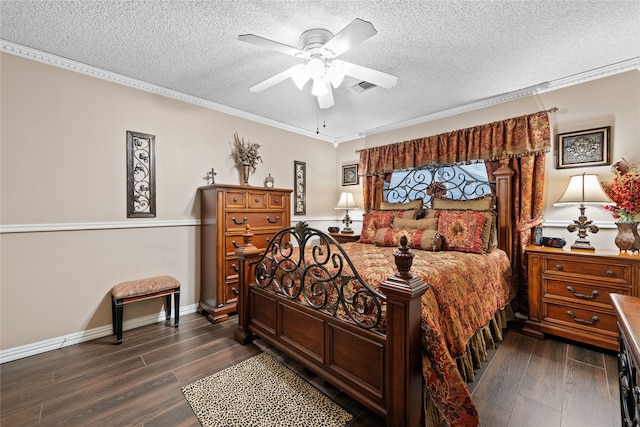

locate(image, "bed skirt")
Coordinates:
423 304 515 426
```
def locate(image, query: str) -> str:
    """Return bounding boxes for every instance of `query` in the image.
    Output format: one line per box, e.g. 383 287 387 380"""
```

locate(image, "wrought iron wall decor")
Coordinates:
294 160 306 215
126 130 156 218
556 126 611 169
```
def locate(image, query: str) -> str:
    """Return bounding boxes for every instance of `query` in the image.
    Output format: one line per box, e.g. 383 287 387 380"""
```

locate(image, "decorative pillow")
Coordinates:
431 194 494 211
392 217 438 231
430 194 497 252
437 211 488 254
379 198 423 212
374 228 443 251
359 210 418 244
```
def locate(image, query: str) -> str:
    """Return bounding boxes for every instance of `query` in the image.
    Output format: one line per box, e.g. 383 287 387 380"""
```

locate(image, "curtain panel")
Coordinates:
358 110 551 313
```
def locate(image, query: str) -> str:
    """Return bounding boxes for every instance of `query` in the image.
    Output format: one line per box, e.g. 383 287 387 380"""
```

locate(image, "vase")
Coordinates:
240 163 251 186
614 222 640 253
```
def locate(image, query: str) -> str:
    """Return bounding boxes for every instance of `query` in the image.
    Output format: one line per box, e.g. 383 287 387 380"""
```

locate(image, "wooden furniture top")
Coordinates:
611 293 640 364
526 245 640 261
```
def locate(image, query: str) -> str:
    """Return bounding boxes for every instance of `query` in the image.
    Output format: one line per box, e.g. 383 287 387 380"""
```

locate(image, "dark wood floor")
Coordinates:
0 313 621 426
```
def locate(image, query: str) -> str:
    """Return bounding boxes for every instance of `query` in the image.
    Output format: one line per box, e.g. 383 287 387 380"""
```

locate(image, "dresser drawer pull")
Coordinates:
232 287 239 296
566 286 599 300
231 263 239 272
274 198 279 203
606 270 614 277
233 197 239 203
255 198 260 203
232 216 248 225
266 216 279 224
231 240 239 249
566 311 599 325
555 264 563 271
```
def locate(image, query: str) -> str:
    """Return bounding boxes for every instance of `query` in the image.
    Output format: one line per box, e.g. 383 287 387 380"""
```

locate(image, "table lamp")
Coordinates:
553 173 614 250
335 192 359 234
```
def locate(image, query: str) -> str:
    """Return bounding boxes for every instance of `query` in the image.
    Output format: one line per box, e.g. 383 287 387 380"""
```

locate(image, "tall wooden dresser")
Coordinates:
198 184 292 323
524 245 640 351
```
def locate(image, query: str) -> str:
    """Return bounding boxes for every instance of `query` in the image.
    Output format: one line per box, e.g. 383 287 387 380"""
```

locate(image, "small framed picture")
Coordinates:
341 164 359 186
556 126 611 169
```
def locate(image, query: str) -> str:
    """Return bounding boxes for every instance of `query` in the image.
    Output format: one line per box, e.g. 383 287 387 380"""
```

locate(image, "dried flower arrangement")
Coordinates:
602 158 640 223
230 132 262 174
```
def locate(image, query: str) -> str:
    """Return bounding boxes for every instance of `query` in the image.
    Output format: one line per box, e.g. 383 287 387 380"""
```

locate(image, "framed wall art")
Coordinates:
556 126 611 169
342 164 359 186
294 160 306 215
126 130 156 218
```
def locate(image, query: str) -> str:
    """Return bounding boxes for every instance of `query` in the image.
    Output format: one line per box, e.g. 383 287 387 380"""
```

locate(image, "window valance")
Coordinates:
358 110 550 177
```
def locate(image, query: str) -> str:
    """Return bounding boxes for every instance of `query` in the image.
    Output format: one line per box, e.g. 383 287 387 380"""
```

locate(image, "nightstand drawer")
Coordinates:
543 257 630 283
544 302 618 335
543 278 631 308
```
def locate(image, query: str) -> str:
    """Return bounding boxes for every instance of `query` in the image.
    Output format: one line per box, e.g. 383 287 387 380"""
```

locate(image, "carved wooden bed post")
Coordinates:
234 225 262 345
492 156 515 259
379 236 429 427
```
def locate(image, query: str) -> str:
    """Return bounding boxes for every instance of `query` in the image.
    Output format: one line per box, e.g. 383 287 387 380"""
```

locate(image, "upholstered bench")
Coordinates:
111 275 180 344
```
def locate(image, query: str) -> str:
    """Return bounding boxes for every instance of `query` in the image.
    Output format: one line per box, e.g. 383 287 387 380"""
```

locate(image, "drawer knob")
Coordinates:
255 198 260 203
231 263 239 272
232 216 248 225
555 264 563 271
566 310 599 325
233 197 238 203
231 240 239 249
232 287 239 296
274 198 279 203
566 286 599 300
606 270 614 277
266 215 279 224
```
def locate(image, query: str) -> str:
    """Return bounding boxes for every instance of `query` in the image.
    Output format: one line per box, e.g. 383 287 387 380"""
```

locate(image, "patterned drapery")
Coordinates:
358 110 551 312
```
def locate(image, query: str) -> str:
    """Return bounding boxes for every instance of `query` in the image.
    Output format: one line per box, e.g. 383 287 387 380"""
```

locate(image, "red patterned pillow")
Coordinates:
374 228 443 251
359 210 417 244
437 211 487 254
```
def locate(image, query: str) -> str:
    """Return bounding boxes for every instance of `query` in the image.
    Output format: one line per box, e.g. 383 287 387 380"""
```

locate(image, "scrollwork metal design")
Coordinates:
251 222 386 331
126 130 155 218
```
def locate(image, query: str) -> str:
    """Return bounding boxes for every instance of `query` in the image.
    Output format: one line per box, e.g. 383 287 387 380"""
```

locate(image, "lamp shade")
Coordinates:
554 173 614 207
335 192 359 210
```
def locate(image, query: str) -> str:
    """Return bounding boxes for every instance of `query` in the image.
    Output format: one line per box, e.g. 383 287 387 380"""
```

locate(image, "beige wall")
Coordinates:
0 53 337 352
337 70 640 251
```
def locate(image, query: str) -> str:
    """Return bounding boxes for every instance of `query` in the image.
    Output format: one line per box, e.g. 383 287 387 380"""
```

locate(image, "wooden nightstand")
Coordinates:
329 233 360 244
524 245 640 351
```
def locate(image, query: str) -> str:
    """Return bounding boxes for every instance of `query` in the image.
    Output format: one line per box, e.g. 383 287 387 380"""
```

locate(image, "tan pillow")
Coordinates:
374 227 443 251
379 198 423 211
359 210 419 244
392 217 438 230
431 195 494 212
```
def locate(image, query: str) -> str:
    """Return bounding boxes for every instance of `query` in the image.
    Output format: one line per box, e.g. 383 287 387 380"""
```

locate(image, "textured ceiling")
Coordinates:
1 1 639 142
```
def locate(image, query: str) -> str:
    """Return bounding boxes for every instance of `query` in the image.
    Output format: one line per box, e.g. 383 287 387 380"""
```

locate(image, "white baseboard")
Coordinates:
0 303 199 364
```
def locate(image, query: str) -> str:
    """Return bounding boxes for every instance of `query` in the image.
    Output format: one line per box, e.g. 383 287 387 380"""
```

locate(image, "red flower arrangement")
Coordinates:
602 159 640 223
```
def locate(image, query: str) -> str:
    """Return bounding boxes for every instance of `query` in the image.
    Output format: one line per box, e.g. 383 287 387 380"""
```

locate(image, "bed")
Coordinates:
233 159 516 426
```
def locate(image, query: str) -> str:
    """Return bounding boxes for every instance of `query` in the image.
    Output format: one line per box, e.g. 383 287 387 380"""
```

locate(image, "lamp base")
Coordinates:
341 228 354 234
571 238 595 251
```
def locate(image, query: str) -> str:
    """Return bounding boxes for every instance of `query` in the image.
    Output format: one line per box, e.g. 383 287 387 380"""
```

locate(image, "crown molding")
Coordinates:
2 40 637 145
0 40 335 144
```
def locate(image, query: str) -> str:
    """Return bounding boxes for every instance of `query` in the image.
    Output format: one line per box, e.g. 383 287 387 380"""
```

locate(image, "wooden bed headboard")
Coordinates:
372 160 515 259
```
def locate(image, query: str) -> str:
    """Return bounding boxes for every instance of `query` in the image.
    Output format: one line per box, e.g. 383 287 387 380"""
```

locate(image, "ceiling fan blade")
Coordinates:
317 84 334 109
339 60 398 89
249 64 305 92
321 18 377 59
238 34 305 58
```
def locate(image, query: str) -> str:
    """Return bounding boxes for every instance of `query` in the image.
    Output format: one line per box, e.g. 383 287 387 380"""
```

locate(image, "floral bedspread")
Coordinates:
340 242 514 426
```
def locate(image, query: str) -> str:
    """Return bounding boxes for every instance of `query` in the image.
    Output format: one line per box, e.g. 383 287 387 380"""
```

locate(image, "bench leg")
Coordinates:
174 290 180 328
114 298 124 345
164 294 172 321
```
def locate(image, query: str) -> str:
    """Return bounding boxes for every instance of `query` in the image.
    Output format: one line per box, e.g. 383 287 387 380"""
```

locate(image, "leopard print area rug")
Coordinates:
181 352 353 427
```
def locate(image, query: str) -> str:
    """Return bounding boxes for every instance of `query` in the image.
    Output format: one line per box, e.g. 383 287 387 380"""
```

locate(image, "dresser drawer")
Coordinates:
224 258 240 281
224 233 274 255
248 192 267 209
544 301 618 335
543 257 630 283
543 278 631 309
225 211 285 230
268 193 286 209
225 191 247 207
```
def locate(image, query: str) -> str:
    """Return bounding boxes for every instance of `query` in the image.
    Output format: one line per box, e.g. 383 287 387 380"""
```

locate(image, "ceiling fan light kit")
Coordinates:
239 18 398 110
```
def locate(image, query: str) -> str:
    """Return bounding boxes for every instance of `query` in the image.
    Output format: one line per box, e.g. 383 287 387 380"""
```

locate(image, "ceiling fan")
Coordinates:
238 18 398 109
